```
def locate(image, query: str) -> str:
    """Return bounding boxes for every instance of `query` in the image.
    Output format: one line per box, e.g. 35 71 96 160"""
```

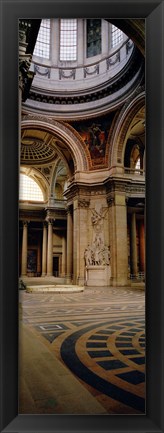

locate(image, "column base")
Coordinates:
112 278 128 286
66 275 73 284
77 276 85 286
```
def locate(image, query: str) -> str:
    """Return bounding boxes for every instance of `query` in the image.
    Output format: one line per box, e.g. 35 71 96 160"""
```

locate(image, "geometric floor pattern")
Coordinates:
19 286 145 414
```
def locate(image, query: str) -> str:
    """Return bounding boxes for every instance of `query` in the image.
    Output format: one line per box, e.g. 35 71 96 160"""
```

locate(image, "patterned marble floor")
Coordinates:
19 286 145 415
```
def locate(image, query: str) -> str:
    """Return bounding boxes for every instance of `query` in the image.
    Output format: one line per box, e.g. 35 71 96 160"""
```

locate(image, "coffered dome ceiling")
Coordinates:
21 127 75 171
21 129 58 165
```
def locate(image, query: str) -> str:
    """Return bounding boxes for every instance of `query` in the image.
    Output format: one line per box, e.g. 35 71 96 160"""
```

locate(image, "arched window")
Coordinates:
19 174 44 201
33 19 50 59
111 24 123 48
60 19 77 61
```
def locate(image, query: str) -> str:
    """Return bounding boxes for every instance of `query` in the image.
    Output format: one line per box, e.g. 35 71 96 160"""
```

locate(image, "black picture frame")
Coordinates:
0 0 164 432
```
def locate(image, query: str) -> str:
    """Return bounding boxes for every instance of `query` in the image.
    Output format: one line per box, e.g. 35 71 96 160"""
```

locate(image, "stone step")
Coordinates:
26 284 84 293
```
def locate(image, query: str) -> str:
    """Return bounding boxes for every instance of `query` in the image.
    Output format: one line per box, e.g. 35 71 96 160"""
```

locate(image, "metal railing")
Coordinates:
129 272 145 281
124 168 145 176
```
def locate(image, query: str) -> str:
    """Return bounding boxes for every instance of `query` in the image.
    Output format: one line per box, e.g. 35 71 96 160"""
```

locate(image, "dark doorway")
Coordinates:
53 256 59 277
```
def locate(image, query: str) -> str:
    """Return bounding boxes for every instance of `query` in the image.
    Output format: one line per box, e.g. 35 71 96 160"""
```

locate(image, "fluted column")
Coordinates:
47 220 53 276
66 207 73 280
21 221 28 276
130 212 138 276
42 223 47 276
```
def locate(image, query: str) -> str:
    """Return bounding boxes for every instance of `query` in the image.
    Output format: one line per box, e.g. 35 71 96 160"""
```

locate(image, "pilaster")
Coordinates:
21 221 28 277
47 219 53 276
130 212 138 277
66 206 73 282
107 191 128 286
42 222 47 277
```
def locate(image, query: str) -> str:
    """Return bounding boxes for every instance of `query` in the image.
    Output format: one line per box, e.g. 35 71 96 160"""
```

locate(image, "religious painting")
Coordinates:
71 113 116 168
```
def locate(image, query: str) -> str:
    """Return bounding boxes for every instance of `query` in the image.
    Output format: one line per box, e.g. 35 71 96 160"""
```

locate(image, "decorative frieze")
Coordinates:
19 210 45 221
78 198 90 208
106 179 145 205
28 47 143 108
59 69 76 80
84 64 99 78
34 64 51 78
107 195 115 207
106 51 120 70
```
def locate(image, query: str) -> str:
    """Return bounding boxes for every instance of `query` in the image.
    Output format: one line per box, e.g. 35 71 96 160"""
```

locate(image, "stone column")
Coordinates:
66 206 73 281
37 241 42 276
61 234 67 277
21 221 28 276
130 212 138 277
139 220 145 272
42 223 47 276
47 220 53 276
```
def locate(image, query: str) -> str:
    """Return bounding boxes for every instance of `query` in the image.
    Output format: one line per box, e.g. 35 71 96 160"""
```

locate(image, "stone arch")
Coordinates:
21 114 90 173
50 157 68 198
109 88 145 167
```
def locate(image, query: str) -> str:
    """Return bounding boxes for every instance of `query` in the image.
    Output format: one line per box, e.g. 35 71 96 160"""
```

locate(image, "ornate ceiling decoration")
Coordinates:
21 136 58 165
28 47 143 107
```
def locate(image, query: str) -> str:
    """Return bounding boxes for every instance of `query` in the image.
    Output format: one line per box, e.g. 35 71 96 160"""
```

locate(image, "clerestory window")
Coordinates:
60 19 77 61
111 24 123 48
33 19 50 59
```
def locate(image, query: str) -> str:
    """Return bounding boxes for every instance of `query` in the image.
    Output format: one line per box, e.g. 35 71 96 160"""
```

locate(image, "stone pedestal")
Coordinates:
85 265 111 287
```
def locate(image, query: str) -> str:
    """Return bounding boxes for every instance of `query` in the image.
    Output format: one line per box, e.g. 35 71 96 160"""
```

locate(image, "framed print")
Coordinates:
0 0 164 432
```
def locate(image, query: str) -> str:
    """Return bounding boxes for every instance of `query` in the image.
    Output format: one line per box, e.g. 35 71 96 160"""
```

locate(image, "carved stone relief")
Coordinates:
84 205 110 267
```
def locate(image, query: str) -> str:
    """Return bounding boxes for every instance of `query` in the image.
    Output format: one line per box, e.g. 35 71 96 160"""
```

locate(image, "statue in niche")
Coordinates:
84 206 111 267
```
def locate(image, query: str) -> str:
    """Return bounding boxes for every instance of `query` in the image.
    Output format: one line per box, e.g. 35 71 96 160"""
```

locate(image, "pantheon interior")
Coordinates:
19 18 146 415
